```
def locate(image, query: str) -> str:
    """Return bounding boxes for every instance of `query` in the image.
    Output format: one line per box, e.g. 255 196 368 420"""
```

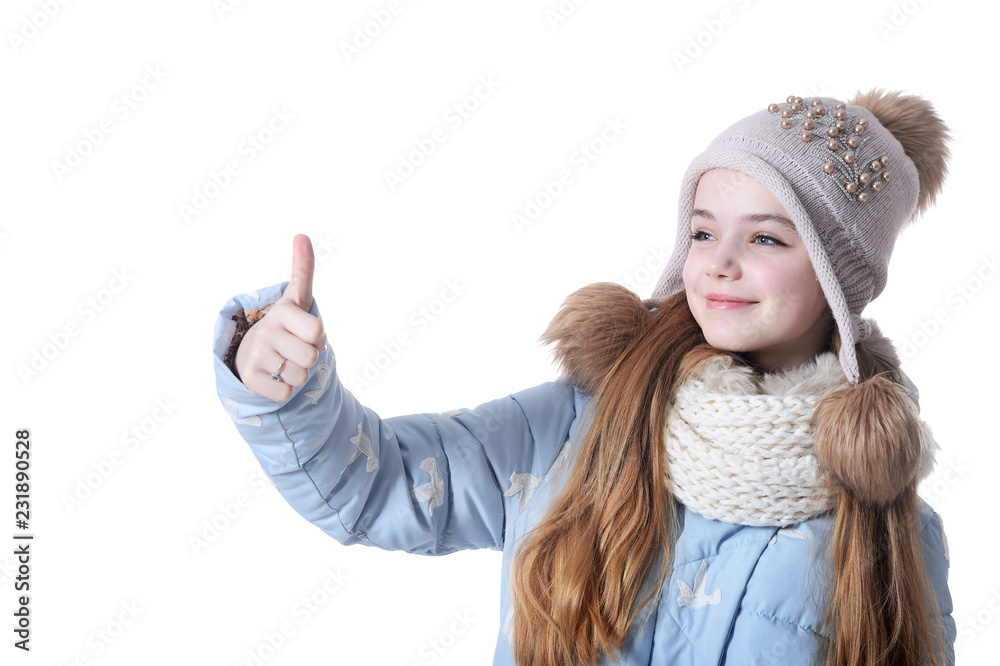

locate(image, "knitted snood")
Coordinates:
664 350 935 527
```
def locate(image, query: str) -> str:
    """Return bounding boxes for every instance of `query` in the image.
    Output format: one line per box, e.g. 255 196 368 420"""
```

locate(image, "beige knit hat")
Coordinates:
650 89 951 383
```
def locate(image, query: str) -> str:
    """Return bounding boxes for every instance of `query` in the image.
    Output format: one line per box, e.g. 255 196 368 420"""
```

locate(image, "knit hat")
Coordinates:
650 89 951 383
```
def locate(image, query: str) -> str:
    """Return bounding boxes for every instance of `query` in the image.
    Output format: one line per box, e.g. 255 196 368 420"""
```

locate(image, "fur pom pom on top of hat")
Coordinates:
539 282 652 395
812 375 923 506
847 88 952 221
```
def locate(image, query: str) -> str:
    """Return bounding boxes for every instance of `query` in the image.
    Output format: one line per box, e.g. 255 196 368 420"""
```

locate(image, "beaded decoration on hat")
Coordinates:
768 95 893 205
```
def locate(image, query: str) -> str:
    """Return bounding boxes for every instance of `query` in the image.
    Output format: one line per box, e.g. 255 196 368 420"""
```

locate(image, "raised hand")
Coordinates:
234 234 329 401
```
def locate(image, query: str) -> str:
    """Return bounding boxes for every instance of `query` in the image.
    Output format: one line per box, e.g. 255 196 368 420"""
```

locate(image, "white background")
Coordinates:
2 1 998 664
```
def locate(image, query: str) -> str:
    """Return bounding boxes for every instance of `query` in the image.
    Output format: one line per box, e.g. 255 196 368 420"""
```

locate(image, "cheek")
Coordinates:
682 251 697 288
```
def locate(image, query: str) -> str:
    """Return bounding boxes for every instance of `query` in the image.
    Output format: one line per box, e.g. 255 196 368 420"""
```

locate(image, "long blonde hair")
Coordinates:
508 284 946 665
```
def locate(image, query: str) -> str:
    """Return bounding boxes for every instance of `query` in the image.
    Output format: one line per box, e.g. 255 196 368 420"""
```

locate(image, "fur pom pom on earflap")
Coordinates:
813 375 923 505
540 282 652 394
847 88 952 221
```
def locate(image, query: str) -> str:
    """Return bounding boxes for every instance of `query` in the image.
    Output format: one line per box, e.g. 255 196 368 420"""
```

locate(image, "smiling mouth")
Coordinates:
705 296 758 310
707 296 757 304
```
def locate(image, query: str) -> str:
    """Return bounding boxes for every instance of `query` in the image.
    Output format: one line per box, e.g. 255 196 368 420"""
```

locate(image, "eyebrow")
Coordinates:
691 209 798 234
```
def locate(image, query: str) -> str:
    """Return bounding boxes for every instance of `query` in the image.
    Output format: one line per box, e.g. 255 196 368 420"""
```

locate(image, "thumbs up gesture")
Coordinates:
235 234 329 401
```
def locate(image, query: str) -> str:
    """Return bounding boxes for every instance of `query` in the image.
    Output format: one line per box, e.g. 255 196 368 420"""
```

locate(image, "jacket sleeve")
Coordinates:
212 280 579 555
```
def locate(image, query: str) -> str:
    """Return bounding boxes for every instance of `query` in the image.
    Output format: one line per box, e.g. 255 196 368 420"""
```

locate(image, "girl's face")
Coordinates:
683 168 832 373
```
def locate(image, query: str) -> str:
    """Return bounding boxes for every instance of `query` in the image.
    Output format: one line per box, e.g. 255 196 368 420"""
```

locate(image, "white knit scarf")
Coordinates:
665 351 865 526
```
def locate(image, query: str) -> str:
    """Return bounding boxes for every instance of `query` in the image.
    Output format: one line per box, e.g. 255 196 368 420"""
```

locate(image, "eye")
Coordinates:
689 231 713 242
753 233 785 247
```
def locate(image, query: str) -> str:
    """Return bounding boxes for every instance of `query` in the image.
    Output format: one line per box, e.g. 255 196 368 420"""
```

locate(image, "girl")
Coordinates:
213 88 954 664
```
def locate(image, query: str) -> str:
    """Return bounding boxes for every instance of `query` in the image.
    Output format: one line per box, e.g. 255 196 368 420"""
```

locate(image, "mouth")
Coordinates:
705 294 758 310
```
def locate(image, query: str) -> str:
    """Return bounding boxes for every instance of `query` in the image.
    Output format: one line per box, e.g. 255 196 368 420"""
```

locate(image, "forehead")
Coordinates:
693 168 789 217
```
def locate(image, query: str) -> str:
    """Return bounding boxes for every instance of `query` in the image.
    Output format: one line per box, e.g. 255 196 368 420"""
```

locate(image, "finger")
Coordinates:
271 329 322 378
276 303 326 347
263 352 310 388
283 233 315 312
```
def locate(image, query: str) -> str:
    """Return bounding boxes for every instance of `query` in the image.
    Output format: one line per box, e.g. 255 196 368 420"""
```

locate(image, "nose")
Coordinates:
706 237 741 280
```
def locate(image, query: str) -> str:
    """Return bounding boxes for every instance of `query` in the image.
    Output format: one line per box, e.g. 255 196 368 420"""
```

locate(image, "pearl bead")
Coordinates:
843 152 855 164
858 118 869 127
826 138 839 151
795 96 804 105
802 119 814 130
872 181 883 192
870 160 882 172
835 120 847 130
812 99 823 107
768 103 780 113
823 161 836 173
782 108 793 118
787 95 796 103
859 172 871 185
857 192 869 203
846 182 857 193
835 110 847 121
780 119 792 129
854 124 865 135
827 126 839 138
880 155 889 166
835 102 846 110
847 136 859 148
790 102 802 111
801 131 812 142
816 106 826 116
882 171 892 182
805 109 816 119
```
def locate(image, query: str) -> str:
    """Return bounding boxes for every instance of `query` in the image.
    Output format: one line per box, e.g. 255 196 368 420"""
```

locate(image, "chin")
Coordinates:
701 330 753 353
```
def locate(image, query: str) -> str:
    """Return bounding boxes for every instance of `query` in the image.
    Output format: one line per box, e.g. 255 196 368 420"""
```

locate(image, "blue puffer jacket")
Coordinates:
213 281 956 665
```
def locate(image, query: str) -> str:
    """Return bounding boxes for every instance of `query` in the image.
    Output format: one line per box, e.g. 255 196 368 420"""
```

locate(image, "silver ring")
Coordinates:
270 358 287 382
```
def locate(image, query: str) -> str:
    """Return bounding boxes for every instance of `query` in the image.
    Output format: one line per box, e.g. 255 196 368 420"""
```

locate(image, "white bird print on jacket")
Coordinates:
504 471 544 513
224 396 262 427
305 363 333 405
410 457 445 517
342 422 378 473
677 560 722 609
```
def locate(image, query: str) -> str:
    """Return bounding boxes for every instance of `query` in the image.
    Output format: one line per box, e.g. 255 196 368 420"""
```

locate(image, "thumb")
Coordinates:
283 233 315 311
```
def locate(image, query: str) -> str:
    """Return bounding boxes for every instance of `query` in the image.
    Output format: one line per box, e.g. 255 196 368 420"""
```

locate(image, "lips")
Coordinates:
706 293 757 304
705 293 757 310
